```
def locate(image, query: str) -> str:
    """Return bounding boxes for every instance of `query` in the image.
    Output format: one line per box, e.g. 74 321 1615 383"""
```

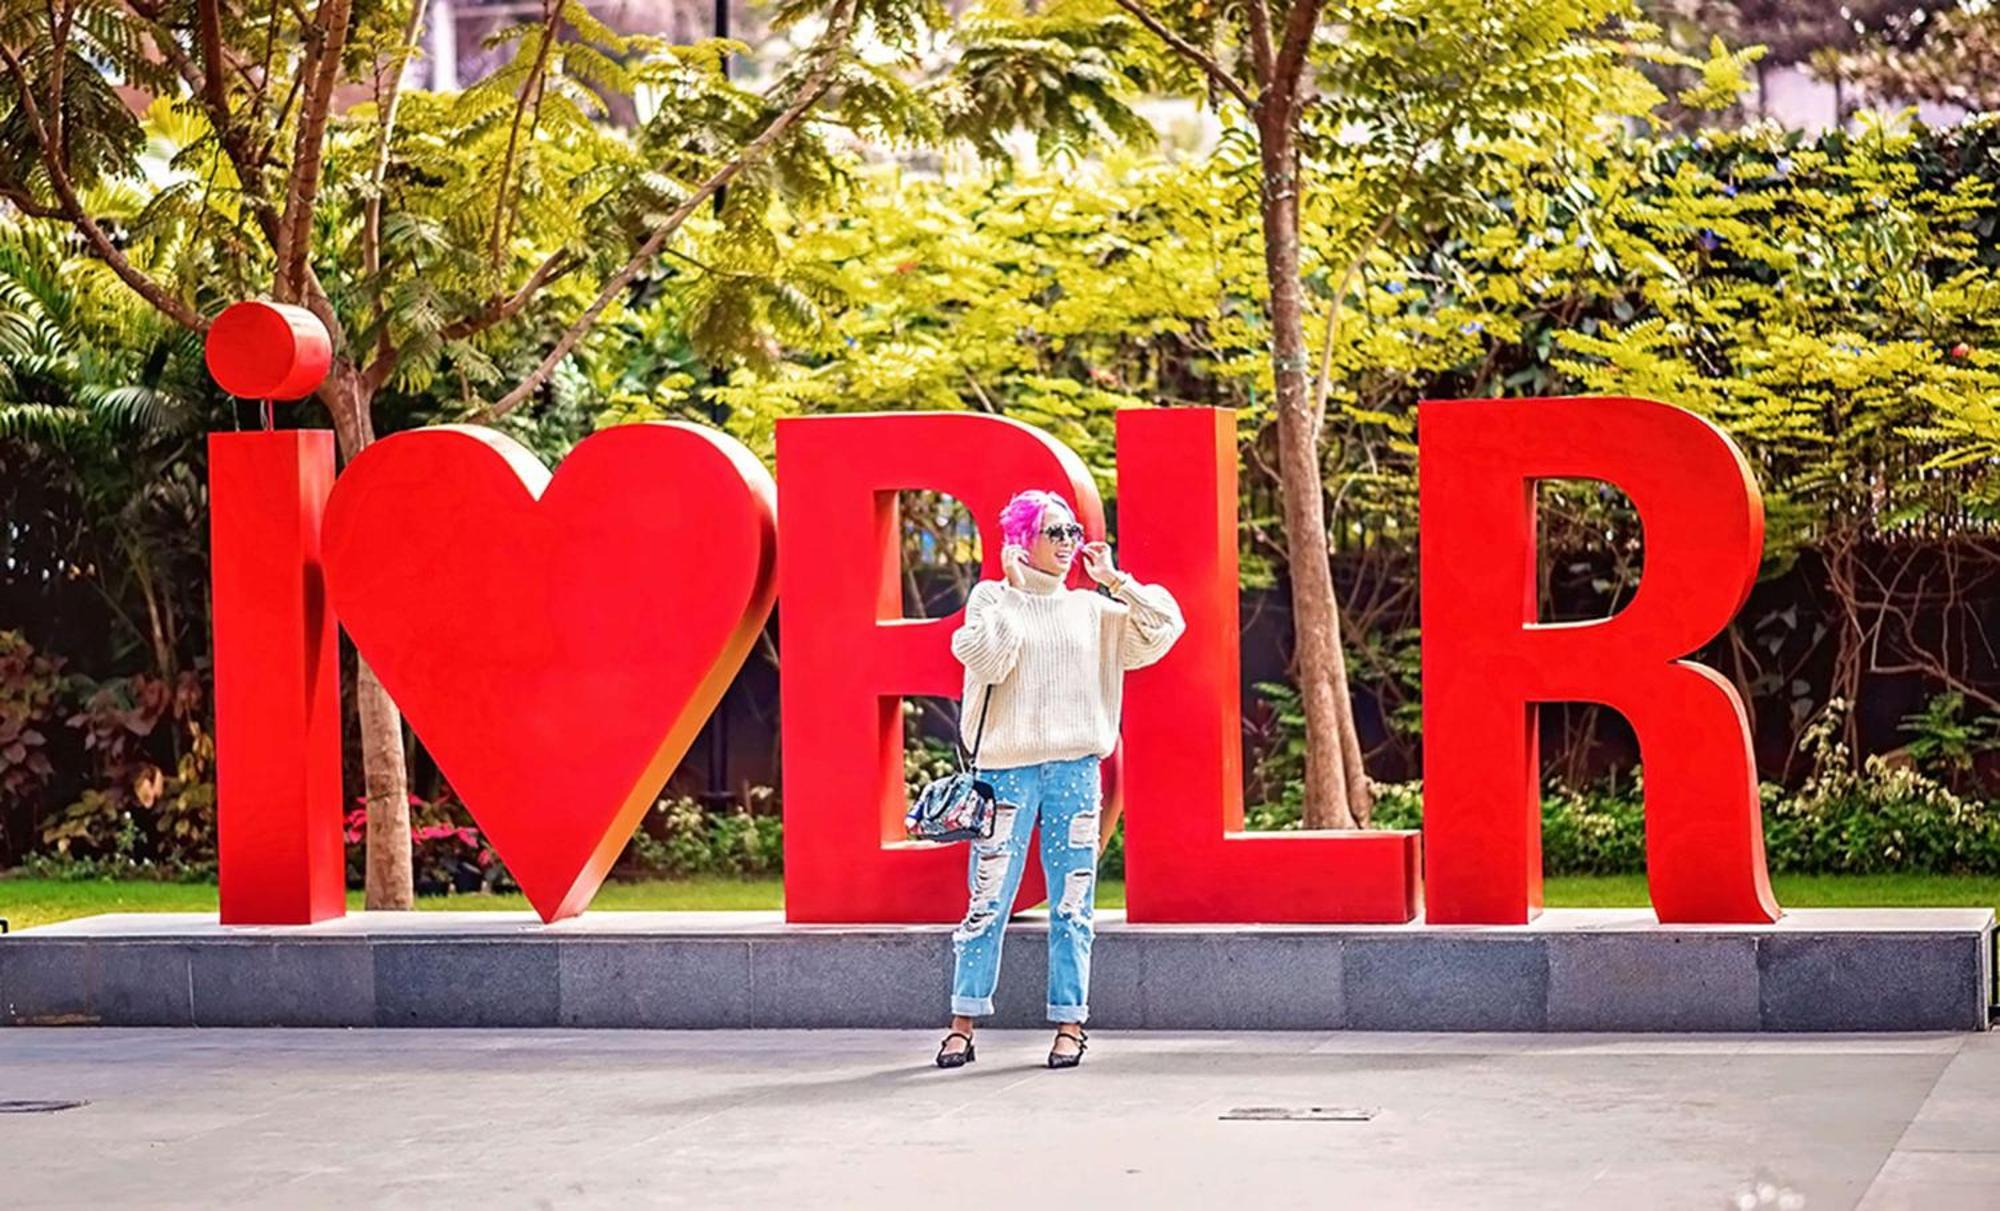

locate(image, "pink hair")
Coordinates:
999 490 1071 549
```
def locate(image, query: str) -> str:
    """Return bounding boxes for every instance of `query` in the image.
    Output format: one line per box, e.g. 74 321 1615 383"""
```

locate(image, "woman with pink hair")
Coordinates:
934 489 1185 1070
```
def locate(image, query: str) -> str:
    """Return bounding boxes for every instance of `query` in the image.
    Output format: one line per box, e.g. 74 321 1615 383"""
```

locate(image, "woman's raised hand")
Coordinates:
1000 544 1029 588
1080 541 1119 587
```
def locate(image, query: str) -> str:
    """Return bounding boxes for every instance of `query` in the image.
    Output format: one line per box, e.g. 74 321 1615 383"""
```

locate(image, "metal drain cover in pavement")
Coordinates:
0 1100 88 1114
1219 1106 1375 1122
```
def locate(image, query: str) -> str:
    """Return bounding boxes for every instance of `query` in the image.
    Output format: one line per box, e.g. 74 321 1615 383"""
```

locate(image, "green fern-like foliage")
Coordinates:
934 0 1163 163
1547 117 2000 541
0 221 203 452
0 0 174 201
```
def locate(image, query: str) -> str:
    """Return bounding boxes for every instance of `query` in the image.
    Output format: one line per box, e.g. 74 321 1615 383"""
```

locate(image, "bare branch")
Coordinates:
364 0 433 366
439 250 581 344
1271 0 1324 101
962 369 997 413
0 43 206 330
0 186 67 220
259 59 309 167
1243 0 1274 87
1306 74 1489 439
46 3 73 158
359 247 583 391
129 3 280 243
1308 205 1399 437
490 0 563 266
1112 0 1255 110
482 0 863 420
275 0 353 301
196 0 232 126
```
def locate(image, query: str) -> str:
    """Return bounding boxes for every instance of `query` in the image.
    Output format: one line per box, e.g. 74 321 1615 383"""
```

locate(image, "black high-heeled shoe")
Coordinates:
935 1030 976 1069
1047 1026 1087 1069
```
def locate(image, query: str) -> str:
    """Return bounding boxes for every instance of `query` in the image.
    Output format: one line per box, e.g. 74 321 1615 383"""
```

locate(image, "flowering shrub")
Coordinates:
1763 703 2000 875
343 791 510 894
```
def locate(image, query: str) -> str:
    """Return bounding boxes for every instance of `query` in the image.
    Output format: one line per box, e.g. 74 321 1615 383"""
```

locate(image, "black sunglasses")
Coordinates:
1042 523 1085 543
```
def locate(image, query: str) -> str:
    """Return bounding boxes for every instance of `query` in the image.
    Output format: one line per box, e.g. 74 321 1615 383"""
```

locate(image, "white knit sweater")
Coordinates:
950 561 1187 770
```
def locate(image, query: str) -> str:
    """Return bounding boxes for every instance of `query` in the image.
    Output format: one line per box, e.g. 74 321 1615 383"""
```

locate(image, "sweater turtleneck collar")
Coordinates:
1018 561 1066 596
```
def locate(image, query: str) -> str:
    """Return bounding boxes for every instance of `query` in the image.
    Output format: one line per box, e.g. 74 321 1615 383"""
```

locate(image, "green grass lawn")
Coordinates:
0 875 794 932
6 872 2000 932
1541 873 2000 911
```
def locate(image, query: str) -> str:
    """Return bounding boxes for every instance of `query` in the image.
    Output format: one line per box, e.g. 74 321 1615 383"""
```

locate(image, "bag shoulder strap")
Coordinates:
960 683 995 771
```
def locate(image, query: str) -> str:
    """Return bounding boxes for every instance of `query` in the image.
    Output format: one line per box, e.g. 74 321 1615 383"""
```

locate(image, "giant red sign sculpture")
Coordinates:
1420 398 1778 925
209 370 1781 926
320 424 777 922
211 429 344 924
1116 408 1423 923
207 301 343 925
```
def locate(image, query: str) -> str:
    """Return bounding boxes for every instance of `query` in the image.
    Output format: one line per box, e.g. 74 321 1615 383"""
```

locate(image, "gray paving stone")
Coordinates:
1859 1150 2000 1210
0 941 98 1025
1082 930 1144 1029
747 935 947 1027
1761 931 1988 1031
1344 935 1548 1031
557 939 752 1027
189 941 375 1027
1546 933 1759 1031
11 1028 1993 1208
372 940 559 1027
1137 933 1343 1029
92 942 197 1026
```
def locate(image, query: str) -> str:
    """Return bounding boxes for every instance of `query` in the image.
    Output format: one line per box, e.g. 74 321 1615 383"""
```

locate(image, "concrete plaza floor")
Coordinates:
3 1029 1998 1209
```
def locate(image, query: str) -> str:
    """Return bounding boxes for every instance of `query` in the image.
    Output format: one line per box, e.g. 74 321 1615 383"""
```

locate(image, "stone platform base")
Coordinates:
2 908 1991 1031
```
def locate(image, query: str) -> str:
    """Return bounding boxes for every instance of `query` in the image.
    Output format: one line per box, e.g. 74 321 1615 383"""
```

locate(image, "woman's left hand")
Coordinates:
1080 541 1120 587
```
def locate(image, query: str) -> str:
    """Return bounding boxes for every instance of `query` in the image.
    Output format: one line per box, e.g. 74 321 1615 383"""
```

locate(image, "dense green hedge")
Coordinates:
623 794 785 880
1343 714 2000 877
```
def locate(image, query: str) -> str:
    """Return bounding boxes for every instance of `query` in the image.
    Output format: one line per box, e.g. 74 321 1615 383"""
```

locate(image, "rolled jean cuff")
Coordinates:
951 995 994 1017
1047 1003 1089 1024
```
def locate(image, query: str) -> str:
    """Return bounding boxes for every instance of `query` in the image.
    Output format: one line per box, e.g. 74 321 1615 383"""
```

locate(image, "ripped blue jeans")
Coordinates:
950 755 1101 1023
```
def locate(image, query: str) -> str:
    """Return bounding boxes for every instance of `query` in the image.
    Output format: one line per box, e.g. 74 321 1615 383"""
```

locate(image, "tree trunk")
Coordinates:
322 360 415 909
356 654 413 908
1257 109 1368 830
1330 643 1374 825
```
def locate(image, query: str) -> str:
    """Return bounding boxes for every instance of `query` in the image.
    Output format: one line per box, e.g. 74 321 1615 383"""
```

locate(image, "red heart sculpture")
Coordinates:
322 423 777 921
